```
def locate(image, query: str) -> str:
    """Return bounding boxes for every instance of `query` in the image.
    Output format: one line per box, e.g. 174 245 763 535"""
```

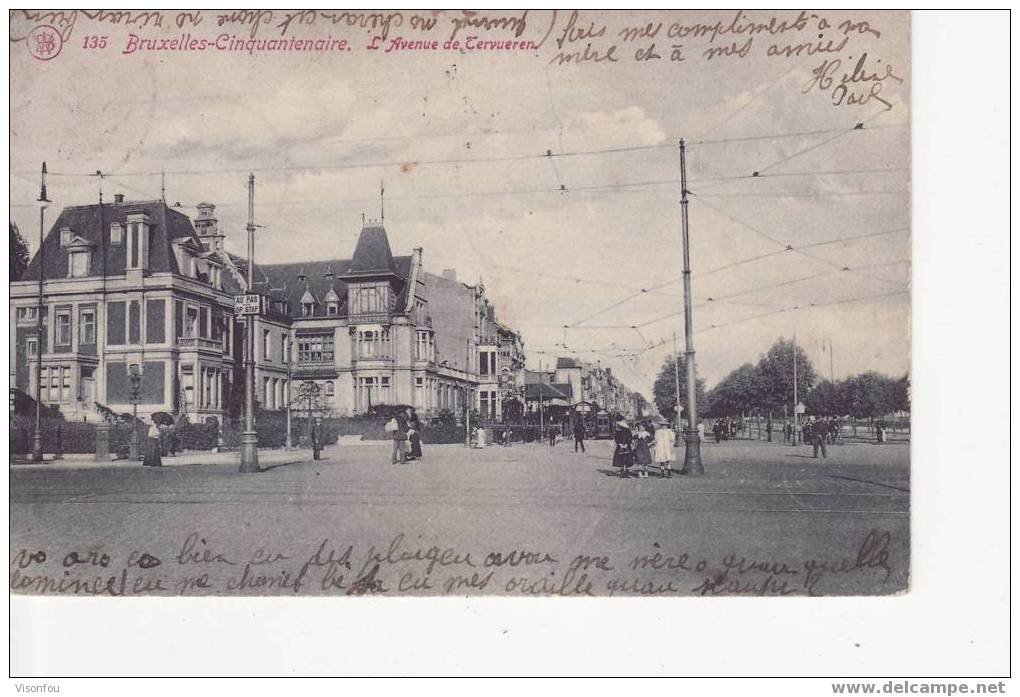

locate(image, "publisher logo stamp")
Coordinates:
27 25 62 61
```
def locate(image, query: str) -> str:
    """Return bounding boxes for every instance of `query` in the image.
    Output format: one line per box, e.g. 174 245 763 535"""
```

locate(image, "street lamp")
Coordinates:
128 363 142 460
31 162 50 463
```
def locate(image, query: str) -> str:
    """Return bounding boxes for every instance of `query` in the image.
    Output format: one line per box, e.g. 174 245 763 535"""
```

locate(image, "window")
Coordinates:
25 337 38 358
17 307 38 322
110 223 123 245
60 228 72 246
325 381 335 398
68 251 91 279
327 301 338 315
263 329 272 361
185 306 199 338
351 284 388 314
129 224 139 267
297 334 334 364
47 367 59 402
79 309 96 345
302 302 314 317
415 377 424 407
281 336 288 363
357 377 377 412
55 311 71 346
380 376 390 403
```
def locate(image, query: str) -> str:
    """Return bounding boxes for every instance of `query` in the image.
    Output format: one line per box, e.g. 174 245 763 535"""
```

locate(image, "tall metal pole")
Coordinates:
793 331 799 446
285 336 293 448
672 332 683 434
464 339 472 448
678 140 703 475
239 173 260 472
828 338 835 383
538 360 544 445
31 163 50 462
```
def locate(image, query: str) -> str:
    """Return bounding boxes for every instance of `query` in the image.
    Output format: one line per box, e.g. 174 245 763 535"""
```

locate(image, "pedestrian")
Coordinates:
311 420 322 461
548 424 558 447
634 422 653 478
654 421 675 477
784 422 792 444
143 417 162 467
876 422 886 444
573 418 586 453
612 420 634 478
697 421 705 443
406 408 423 460
713 420 722 444
810 419 828 459
386 416 407 464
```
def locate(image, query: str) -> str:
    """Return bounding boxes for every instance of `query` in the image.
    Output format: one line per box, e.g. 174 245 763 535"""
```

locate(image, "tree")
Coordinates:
892 375 910 413
805 379 844 417
10 223 29 281
631 392 650 418
841 372 898 420
754 338 818 412
705 362 761 417
652 353 706 424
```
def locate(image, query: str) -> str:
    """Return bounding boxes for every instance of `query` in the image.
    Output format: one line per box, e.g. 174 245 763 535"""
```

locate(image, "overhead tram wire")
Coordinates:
12 118 909 181
632 289 910 359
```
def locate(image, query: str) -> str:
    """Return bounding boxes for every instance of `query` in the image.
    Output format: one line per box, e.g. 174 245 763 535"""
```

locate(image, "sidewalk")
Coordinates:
9 445 322 471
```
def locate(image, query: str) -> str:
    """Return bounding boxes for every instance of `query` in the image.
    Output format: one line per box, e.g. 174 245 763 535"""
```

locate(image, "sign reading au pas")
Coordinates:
234 294 265 316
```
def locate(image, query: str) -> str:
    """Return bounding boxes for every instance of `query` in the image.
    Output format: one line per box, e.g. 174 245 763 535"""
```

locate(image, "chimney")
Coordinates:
113 194 125 204
441 269 457 281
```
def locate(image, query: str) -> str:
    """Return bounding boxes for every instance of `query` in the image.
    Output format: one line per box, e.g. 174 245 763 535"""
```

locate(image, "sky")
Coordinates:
9 9 911 397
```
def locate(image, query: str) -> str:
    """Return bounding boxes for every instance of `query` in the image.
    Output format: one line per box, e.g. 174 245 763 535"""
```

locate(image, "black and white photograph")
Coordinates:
5 7 1010 682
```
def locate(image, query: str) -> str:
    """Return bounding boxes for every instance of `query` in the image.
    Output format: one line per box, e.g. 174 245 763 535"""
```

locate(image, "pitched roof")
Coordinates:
346 225 396 275
524 382 573 400
19 199 197 281
556 357 581 369
255 256 412 319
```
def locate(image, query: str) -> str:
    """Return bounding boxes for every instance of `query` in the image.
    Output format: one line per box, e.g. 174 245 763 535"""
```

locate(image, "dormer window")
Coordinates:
125 212 150 271
68 249 91 278
302 302 315 317
327 301 339 315
60 227 72 246
110 223 123 245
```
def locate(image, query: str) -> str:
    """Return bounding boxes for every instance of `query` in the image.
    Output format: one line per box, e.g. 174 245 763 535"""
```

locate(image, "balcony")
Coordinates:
178 336 225 353
293 360 338 377
349 311 390 324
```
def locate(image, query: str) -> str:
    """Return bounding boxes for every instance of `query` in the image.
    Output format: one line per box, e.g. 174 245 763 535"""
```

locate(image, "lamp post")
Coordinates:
31 163 50 463
128 363 142 460
238 173 260 472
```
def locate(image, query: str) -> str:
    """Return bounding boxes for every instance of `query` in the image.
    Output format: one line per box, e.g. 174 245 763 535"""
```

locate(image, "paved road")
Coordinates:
9 438 909 597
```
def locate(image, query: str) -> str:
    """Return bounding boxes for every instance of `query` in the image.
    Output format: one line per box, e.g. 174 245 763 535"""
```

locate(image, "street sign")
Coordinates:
234 294 264 316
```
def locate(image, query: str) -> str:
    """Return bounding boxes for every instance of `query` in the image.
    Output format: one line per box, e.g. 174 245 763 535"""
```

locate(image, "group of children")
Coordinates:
612 420 676 479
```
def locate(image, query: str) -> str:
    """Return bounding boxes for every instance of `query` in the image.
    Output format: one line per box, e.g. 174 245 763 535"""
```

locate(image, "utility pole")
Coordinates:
672 332 683 436
826 338 835 383
238 173 260 472
792 331 799 446
678 139 703 475
31 163 50 462
464 339 472 448
285 336 293 448
538 360 545 445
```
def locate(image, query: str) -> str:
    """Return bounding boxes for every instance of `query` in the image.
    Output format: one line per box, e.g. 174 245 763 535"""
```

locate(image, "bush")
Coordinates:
180 420 219 450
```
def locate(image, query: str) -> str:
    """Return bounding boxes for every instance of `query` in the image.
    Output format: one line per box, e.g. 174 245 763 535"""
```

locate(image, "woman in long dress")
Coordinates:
654 422 674 478
612 420 634 478
634 423 653 478
143 418 162 467
406 408 424 460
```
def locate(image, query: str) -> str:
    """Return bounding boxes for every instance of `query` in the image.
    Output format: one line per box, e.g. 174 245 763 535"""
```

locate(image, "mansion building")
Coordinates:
9 197 525 423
